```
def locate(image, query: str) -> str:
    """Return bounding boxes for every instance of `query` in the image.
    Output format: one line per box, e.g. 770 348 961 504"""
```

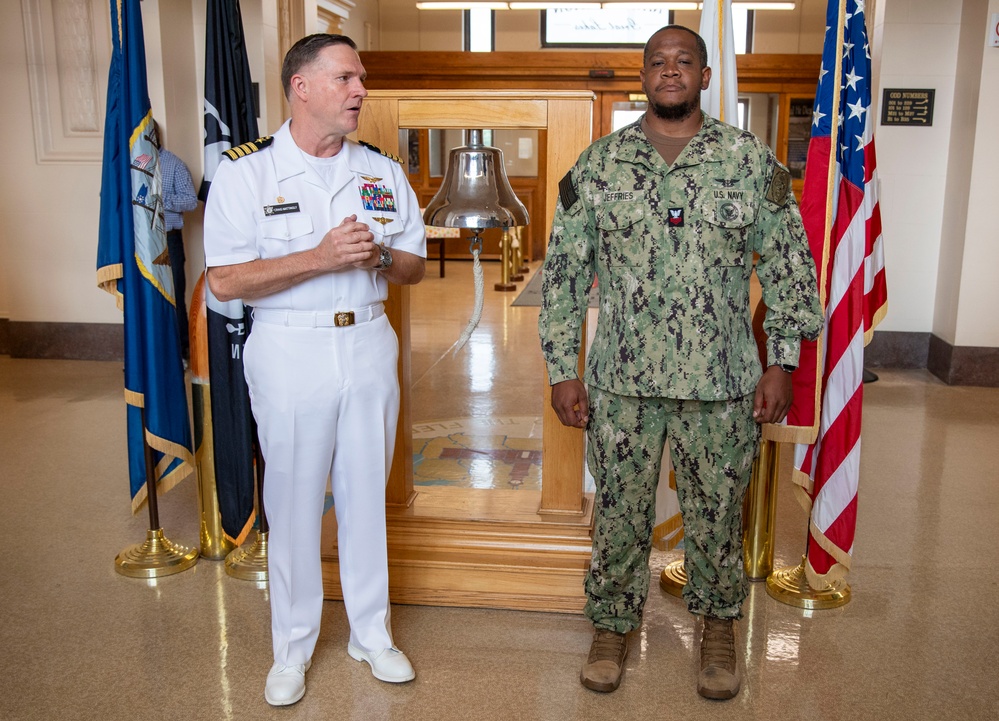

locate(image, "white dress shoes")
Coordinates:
264 659 312 706
347 644 416 683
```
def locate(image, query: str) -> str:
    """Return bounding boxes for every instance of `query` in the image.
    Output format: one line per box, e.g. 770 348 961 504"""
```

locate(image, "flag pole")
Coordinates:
114 408 200 577
190 274 237 560
224 439 269 581
766 0 853 610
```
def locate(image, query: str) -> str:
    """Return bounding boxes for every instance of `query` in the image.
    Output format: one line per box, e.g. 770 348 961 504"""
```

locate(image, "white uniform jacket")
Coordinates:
204 119 426 312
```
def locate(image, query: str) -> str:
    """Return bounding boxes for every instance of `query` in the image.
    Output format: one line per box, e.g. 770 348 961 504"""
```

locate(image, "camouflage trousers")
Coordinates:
584 387 760 633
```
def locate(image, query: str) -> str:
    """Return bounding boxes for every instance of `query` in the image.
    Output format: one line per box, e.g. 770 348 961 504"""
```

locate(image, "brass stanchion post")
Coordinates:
190 274 236 561
513 226 529 275
743 439 780 580
494 228 517 291
509 226 525 282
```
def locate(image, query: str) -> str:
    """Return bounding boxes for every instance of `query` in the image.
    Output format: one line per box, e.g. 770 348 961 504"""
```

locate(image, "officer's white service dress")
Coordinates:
204 119 426 666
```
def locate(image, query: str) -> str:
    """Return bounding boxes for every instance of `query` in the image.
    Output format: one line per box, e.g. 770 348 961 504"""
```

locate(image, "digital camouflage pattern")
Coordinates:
538 114 823 399
538 114 823 629
585 389 759 630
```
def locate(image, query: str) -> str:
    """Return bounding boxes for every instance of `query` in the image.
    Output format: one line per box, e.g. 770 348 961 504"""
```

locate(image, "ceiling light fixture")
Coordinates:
416 2 796 10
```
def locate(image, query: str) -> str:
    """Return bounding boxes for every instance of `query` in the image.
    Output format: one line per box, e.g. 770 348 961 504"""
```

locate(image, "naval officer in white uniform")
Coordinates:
204 33 426 706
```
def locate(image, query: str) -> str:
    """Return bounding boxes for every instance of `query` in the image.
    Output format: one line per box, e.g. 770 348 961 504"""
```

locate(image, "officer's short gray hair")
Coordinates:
282 34 358 100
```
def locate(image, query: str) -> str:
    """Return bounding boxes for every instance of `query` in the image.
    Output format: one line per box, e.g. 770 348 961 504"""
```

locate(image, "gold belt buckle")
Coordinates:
334 311 355 327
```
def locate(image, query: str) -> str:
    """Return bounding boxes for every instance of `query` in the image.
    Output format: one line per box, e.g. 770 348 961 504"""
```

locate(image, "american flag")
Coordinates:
792 0 887 589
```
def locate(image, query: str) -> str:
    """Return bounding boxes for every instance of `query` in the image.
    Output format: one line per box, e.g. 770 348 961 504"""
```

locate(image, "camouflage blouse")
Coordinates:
539 113 823 400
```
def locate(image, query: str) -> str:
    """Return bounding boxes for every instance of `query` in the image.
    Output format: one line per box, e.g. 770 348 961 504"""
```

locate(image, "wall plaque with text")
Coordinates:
881 89 935 126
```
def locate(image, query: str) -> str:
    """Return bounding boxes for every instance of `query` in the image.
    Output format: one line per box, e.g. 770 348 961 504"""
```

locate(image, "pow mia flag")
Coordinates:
202 0 259 544
199 0 257 201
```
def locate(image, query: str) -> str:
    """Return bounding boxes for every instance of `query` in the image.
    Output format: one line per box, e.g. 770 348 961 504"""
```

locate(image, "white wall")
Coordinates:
2 0 997 353
0 0 119 325
874 0 999 349
954 0 999 348
928 0 987 345
873 0 964 334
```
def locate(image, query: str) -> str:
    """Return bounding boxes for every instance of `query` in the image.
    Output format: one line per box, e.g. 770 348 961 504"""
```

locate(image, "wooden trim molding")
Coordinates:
359 51 821 93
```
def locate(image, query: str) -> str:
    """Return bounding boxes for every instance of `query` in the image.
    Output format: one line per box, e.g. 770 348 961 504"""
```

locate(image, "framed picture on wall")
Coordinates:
541 8 673 48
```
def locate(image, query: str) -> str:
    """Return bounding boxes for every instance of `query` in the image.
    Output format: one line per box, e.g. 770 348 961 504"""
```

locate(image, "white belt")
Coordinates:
251 304 384 328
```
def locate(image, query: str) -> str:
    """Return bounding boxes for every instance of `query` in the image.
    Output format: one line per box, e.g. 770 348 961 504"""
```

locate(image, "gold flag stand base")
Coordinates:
766 556 850 609
114 528 199 578
224 530 268 581
659 559 687 599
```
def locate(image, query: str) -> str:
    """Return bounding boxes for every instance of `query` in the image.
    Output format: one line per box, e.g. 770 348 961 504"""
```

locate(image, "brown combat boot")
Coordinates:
580 629 628 692
697 616 739 700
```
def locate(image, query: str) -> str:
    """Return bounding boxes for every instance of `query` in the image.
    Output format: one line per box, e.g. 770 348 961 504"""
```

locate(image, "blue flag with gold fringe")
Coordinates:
96 0 194 510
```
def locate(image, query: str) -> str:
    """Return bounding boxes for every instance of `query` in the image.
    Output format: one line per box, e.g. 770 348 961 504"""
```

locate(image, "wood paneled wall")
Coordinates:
359 51 822 258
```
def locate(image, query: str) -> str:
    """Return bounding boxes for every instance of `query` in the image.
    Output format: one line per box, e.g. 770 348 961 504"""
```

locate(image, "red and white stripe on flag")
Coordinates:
792 0 887 588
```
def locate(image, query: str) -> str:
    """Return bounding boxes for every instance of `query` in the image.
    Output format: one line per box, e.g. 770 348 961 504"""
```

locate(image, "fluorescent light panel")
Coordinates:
415 2 507 8
509 3 600 8
416 1 795 9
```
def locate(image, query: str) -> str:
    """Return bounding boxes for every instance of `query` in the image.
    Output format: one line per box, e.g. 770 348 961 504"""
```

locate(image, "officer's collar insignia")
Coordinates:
668 208 684 226
360 175 383 183
222 135 274 161
359 140 403 165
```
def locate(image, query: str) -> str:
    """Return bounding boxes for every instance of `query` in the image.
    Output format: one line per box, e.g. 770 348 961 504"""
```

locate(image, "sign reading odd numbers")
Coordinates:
881 89 935 127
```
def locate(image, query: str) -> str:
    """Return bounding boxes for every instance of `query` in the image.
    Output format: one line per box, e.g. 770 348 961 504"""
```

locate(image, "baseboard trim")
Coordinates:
927 334 999 387
864 330 997 387
6 321 123 361
1 321 995 387
864 330 929 370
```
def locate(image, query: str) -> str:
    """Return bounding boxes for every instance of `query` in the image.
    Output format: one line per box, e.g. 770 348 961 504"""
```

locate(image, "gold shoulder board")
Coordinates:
359 140 403 165
222 136 274 161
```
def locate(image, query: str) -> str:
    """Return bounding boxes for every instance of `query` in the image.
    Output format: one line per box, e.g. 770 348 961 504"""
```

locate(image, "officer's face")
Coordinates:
640 29 711 122
299 43 369 138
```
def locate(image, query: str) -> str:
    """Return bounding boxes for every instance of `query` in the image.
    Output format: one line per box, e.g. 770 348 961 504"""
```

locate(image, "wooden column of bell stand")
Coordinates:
320 90 595 612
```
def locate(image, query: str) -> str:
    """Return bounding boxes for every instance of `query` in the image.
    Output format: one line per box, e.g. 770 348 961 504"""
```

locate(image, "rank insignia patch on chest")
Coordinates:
359 183 396 213
668 208 684 227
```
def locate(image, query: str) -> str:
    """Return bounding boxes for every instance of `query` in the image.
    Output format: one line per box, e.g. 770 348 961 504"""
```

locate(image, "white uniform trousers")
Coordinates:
244 312 400 666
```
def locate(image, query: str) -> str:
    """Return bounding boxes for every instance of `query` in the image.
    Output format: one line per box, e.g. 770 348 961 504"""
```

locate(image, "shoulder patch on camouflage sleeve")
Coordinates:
359 140 404 165
558 171 579 210
222 136 274 161
766 164 791 206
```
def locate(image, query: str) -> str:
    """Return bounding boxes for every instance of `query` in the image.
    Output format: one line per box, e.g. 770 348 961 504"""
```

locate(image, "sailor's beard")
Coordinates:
649 96 700 122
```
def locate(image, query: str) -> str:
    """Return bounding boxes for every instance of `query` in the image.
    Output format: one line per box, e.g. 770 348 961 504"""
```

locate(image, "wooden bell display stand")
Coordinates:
320 90 594 612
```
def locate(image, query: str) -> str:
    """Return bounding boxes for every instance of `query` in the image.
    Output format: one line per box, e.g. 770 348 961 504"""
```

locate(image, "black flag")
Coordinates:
200 0 258 199
201 0 259 543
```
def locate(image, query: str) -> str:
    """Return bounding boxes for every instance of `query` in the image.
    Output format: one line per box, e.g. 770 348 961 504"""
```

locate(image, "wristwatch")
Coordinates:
776 363 797 373
374 245 393 271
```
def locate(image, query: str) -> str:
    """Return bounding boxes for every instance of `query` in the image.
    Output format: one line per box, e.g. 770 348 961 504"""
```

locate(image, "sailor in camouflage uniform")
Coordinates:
538 25 822 699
